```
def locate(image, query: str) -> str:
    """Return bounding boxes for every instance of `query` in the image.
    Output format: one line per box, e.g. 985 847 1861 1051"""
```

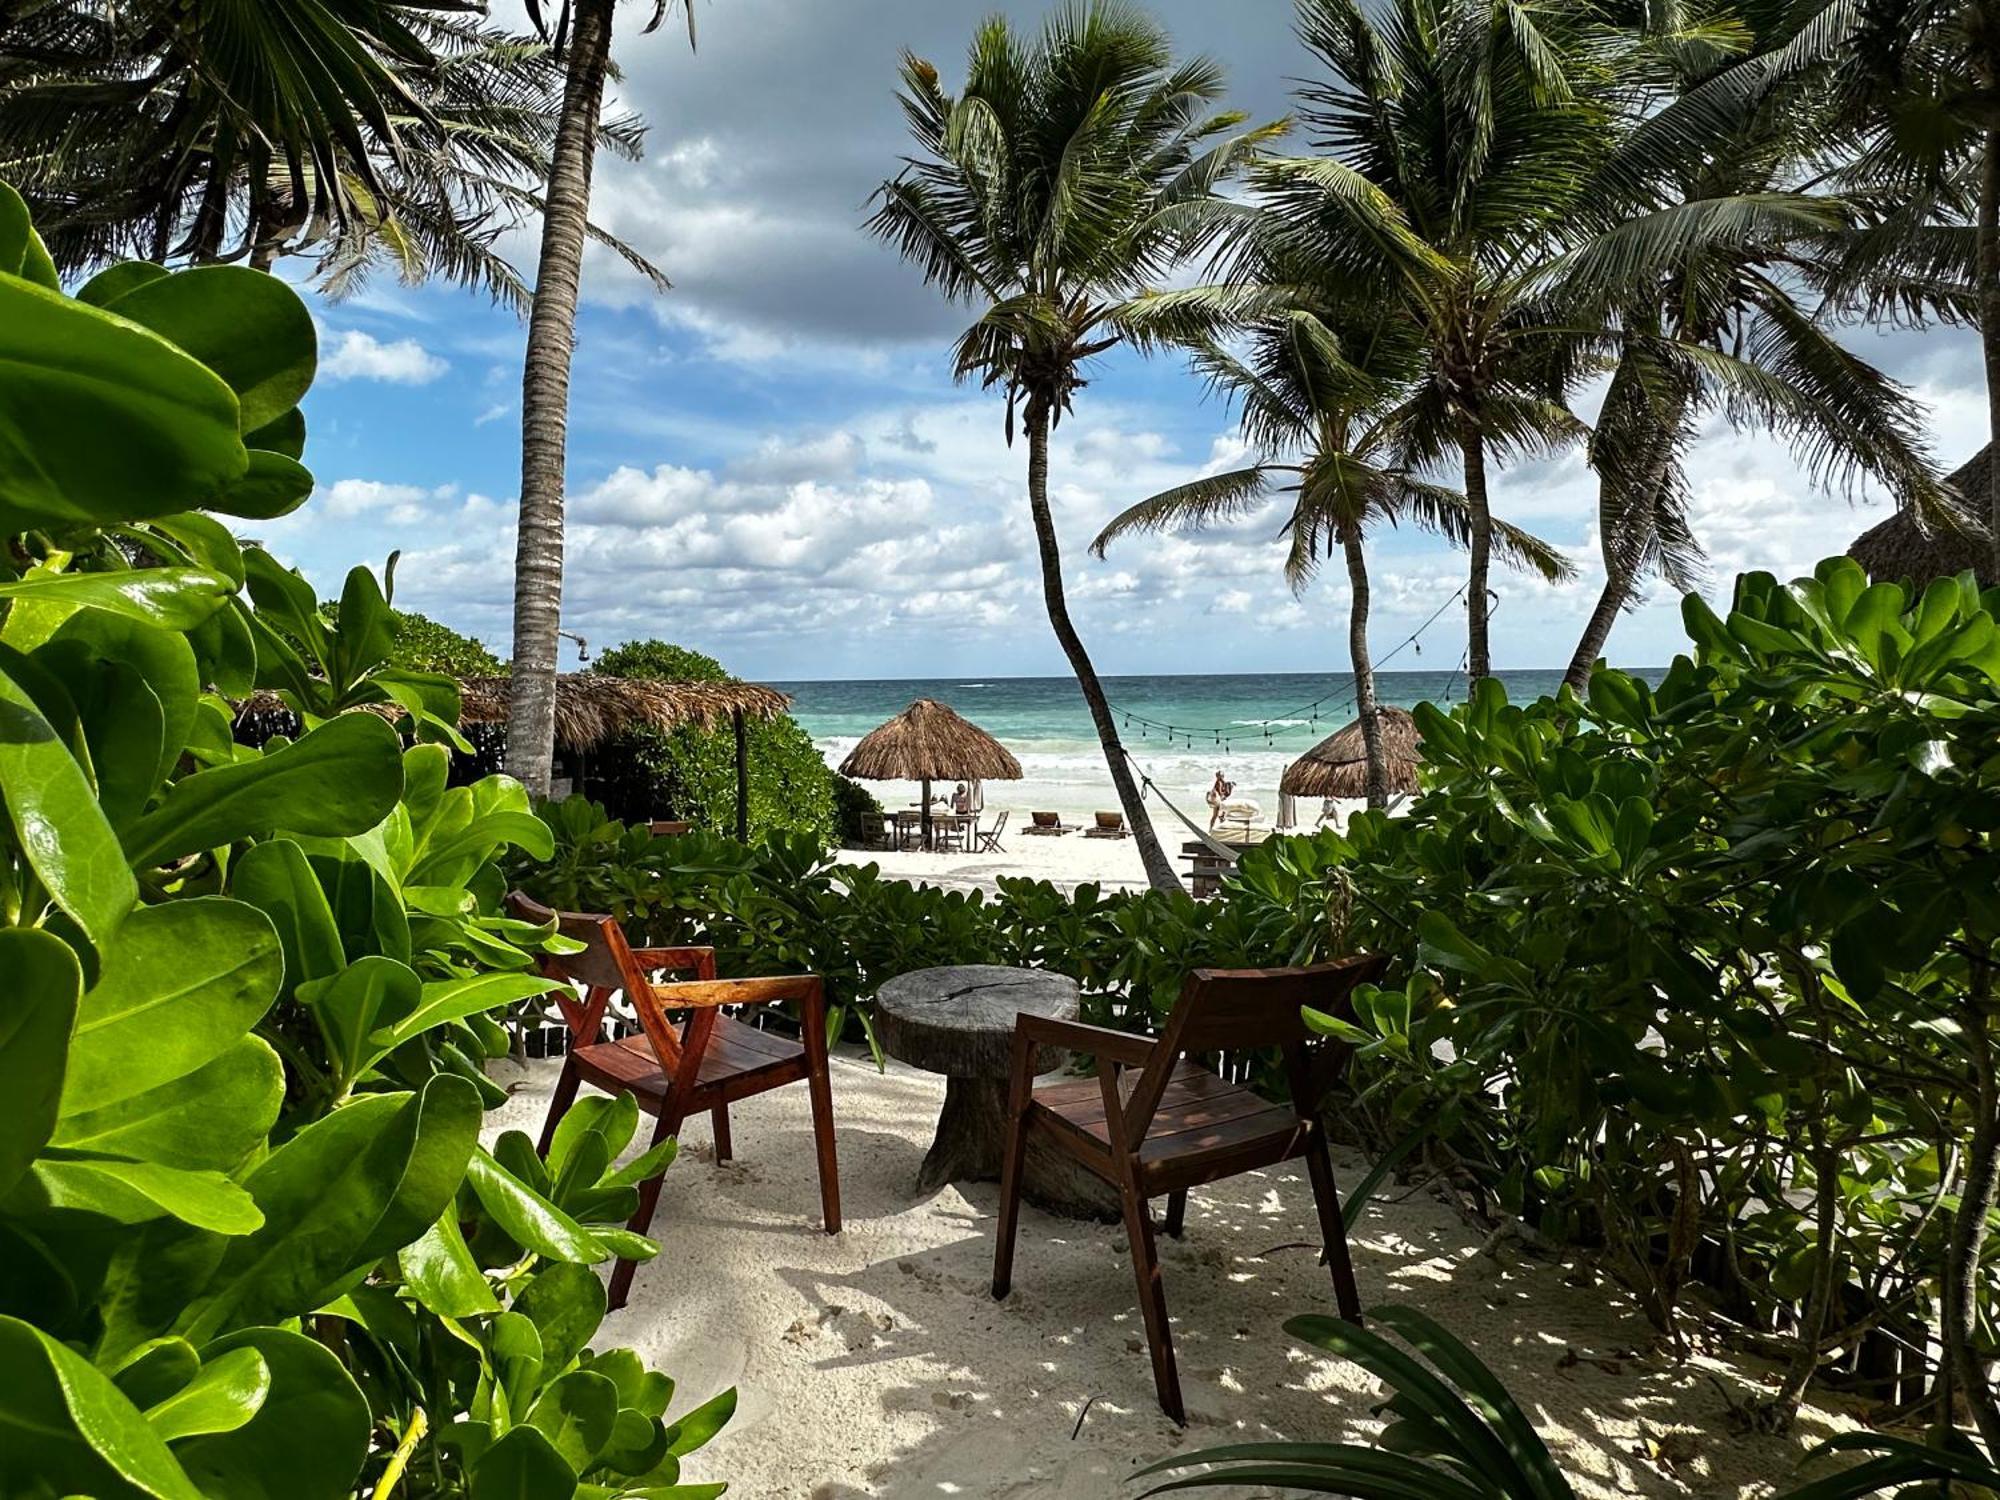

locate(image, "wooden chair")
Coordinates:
991 956 1389 1422
505 892 841 1309
649 819 692 838
975 810 1009 853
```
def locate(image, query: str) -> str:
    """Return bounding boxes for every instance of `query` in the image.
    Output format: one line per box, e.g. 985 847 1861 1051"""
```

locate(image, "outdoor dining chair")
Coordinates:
975 810 1009 853
990 955 1389 1422
505 891 841 1309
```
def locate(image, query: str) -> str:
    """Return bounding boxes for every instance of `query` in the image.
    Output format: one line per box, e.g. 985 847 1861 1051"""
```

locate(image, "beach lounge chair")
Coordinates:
1082 810 1128 839
1021 810 1073 836
990 955 1389 1423
975 810 1009 853
504 892 841 1310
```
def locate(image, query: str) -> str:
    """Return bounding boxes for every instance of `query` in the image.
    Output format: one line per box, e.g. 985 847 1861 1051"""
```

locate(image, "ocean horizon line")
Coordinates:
763 664 1670 687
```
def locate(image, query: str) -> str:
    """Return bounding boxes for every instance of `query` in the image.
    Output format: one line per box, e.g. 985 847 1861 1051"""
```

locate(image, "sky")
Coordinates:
259 0 1987 682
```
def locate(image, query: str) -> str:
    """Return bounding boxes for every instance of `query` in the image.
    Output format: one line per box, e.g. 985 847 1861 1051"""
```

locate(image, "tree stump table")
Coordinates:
875 964 1118 1218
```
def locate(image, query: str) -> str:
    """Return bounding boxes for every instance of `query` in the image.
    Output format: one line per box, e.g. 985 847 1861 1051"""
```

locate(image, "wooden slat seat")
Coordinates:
506 892 840 1311
991 956 1389 1423
575 1017 806 1105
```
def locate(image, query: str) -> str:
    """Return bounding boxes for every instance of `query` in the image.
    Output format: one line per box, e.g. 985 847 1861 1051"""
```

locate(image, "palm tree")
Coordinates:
1094 292 1568 807
0 5 662 308
507 0 693 798
1259 0 1621 682
867 2 1280 891
1555 4 1945 690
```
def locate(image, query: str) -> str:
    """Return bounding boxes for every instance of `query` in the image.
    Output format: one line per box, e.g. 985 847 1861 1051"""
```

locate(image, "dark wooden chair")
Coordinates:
990 955 1389 1422
505 892 841 1309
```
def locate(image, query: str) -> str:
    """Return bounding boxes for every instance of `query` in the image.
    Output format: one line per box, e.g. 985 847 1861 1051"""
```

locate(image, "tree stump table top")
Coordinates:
873 965 1115 1217
875 965 1079 1079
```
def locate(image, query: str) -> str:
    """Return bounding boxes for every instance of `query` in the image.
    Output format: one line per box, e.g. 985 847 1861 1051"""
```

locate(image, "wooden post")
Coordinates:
921 776 932 850
732 708 748 843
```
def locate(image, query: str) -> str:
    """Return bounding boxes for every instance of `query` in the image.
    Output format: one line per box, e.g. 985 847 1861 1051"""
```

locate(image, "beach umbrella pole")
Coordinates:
921 776 932 850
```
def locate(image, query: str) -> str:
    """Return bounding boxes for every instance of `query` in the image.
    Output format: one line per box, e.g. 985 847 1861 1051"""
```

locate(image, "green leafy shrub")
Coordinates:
585 638 835 843
1137 1303 1994 1498
832 773 885 847
0 183 729 1498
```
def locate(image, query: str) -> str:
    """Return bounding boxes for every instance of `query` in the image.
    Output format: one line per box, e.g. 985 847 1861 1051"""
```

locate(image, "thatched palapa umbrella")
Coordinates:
1848 447 1996 587
838 698 1022 848
1282 706 1423 802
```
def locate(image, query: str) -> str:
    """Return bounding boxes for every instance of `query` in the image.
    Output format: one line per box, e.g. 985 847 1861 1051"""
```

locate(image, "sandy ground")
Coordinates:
486 1053 1859 1500
831 802 1366 897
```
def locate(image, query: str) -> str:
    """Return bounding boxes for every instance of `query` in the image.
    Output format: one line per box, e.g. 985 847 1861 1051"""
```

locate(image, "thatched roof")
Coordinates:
837 698 1022 782
1848 447 1996 587
1281 706 1422 800
238 674 790 751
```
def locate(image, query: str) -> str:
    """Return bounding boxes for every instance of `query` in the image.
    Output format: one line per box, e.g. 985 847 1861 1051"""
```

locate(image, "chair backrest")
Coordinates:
1120 954 1389 1146
650 819 691 838
1095 811 1123 830
504 890 712 1076
988 810 1009 836
1031 810 1058 828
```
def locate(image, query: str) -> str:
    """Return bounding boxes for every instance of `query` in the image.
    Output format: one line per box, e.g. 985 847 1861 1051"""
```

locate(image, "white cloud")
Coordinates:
322 330 449 385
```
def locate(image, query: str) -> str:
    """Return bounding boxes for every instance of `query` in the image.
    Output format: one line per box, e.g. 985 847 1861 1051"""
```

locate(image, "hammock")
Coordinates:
1119 747 1244 862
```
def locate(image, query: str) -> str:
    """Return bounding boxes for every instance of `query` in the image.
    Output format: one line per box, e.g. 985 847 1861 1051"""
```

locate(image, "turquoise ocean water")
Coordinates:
772 669 1611 825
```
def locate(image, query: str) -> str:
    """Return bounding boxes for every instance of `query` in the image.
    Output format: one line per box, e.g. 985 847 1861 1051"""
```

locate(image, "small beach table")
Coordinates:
875 965 1117 1217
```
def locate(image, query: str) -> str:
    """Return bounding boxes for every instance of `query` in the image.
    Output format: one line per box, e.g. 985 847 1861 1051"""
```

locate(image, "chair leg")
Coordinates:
1118 1168 1184 1424
1303 1133 1363 1324
991 1105 1032 1299
1163 1189 1188 1239
608 1105 681 1312
807 1063 841 1235
711 1104 732 1163
536 1057 582 1157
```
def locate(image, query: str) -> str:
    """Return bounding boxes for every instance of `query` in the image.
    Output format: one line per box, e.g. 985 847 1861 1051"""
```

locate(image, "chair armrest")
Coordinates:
649 974 823 1010
1015 1014 1155 1066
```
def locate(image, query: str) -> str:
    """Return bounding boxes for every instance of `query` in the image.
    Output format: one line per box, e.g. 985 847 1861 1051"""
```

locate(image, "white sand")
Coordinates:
486 1054 1857 1500
832 802 1367 897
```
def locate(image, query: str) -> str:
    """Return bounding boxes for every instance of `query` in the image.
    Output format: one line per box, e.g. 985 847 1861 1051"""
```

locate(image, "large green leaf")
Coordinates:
140 1347 268 1442
174 1328 371 1500
0 1315 203 1499
526 1370 619 1474
0 568 235 633
61 898 282 1114
297 955 422 1089
465 1149 609 1264
0 181 59 289
43 610 201 797
185 1075 482 1337
514 1262 608 1378
101 266 315 434
53 1037 283 1173
232 838 346 999
0 272 245 532
20 1149 263 1234
400 1212 502 1318
0 651 137 943
209 450 314 522
471 1424 577 1500
0 928 81 1196
122 711 405 869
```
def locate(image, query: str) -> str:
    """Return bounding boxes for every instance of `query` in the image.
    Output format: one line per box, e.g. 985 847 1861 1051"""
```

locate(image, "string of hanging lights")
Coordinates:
1108 583 1471 755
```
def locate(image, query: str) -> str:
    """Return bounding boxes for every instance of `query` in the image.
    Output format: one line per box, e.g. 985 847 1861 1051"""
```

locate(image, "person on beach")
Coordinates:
1207 770 1235 830
951 782 972 815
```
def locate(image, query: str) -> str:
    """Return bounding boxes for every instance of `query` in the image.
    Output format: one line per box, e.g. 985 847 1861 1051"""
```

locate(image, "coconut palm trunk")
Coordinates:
506 0 615 797
1339 527 1389 808
1026 404 1180 891
1983 128 2000 578
1459 421 1495 682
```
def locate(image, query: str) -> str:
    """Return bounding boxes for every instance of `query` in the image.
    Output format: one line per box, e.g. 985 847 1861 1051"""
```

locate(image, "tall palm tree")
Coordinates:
867 2 1280 891
1264 0 1620 681
1094 292 1568 806
0 5 662 307
506 0 692 798
1556 3 1945 690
